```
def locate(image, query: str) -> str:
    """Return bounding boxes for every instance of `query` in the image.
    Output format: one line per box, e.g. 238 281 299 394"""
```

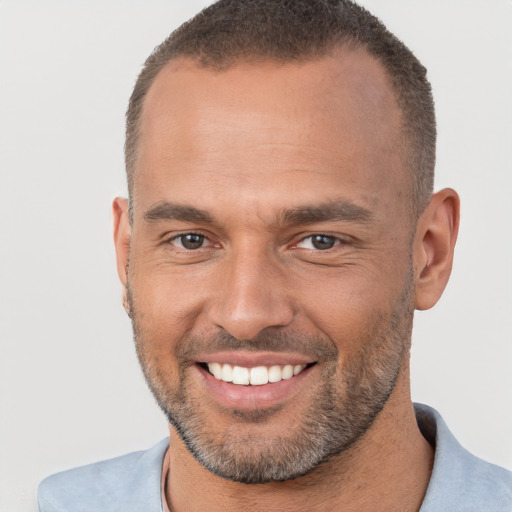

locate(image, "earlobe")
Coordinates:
112 197 131 289
413 188 460 310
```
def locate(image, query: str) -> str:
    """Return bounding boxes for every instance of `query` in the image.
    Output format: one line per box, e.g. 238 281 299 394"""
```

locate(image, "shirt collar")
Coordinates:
416 403 512 511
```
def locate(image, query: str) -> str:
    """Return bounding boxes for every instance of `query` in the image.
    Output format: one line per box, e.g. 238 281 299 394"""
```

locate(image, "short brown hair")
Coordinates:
126 0 436 216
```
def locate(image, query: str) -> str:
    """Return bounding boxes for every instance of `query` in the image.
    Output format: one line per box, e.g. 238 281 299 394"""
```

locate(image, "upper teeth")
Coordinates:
206 363 306 386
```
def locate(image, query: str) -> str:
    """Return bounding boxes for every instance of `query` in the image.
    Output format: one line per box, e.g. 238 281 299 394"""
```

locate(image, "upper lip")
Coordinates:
195 351 316 367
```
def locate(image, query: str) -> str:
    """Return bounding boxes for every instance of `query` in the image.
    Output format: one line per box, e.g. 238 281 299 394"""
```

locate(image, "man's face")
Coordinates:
124 48 416 483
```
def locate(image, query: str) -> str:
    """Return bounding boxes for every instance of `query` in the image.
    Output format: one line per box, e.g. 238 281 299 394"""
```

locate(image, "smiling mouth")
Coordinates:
199 362 317 386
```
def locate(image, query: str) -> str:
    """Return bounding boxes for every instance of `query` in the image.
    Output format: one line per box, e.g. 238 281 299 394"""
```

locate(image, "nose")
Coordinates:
207 247 295 340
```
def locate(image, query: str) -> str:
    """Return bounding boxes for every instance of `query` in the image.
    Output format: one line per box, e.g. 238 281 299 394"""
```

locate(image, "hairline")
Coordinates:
126 42 429 224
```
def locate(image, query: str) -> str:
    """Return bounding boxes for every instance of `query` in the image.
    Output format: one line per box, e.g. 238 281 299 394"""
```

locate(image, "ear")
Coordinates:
413 188 460 310
113 197 131 314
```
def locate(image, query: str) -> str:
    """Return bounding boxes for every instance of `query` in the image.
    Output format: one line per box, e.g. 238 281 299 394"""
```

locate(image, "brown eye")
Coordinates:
296 234 339 251
173 233 205 250
311 235 336 250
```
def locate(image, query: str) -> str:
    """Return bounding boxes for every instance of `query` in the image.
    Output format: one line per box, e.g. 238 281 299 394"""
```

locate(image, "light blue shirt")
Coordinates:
37 404 512 511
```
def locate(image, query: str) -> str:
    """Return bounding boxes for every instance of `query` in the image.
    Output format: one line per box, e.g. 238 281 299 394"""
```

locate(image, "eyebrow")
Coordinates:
143 199 373 227
144 201 214 224
279 200 373 225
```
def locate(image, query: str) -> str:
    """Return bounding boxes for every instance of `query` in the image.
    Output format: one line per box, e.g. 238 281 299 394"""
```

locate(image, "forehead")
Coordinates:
134 48 408 220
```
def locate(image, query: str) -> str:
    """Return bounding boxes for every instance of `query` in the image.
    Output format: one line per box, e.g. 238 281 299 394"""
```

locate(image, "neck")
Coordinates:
166 370 433 512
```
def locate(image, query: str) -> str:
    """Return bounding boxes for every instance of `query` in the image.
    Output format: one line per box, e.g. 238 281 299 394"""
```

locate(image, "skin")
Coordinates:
113 47 459 511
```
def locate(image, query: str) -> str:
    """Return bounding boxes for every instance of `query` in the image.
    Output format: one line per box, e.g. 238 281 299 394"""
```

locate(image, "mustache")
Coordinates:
177 330 338 363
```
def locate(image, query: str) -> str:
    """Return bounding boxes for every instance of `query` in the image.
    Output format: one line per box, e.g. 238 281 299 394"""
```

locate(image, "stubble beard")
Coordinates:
127 273 414 484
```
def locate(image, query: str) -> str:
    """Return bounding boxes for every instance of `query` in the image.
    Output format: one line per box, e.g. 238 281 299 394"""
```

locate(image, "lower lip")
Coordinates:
195 364 314 410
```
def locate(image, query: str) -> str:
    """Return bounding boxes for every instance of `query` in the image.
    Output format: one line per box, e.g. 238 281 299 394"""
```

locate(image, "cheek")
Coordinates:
128 269 189 369
295 269 386 329
129 252 205 330
293 260 411 353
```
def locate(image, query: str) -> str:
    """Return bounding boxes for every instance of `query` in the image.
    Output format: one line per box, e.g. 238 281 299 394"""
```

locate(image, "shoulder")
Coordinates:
37 438 168 512
415 404 512 512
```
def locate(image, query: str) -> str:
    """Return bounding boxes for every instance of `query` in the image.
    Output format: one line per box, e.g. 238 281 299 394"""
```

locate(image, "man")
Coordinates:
37 0 512 510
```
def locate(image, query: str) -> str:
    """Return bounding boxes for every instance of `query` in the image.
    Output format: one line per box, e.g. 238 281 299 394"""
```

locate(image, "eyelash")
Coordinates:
295 234 342 251
167 233 213 251
166 232 345 252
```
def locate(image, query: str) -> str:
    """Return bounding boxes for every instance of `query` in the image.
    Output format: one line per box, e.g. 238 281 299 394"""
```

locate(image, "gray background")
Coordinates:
1 1 511 510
